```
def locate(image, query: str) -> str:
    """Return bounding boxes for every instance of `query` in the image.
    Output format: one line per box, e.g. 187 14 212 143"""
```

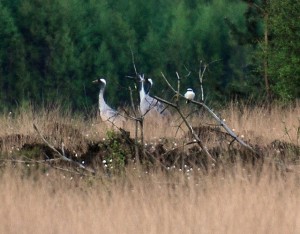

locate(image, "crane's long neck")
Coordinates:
99 86 108 111
139 81 146 102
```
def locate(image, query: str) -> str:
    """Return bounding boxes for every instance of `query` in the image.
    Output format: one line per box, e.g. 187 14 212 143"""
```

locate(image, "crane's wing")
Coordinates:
144 96 170 116
101 107 125 122
156 101 170 116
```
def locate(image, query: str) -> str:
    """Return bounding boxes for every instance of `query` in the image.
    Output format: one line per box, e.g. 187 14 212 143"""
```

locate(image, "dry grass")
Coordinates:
0 101 299 146
0 165 299 234
0 103 299 233
220 101 300 145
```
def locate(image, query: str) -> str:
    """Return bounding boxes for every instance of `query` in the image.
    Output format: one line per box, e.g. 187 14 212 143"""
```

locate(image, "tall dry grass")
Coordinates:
220 101 300 145
0 165 299 234
0 104 99 152
95 100 298 146
0 103 299 233
0 101 299 146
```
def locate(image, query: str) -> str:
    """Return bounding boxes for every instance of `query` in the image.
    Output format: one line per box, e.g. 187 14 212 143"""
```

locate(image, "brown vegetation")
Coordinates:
0 103 299 233
0 164 299 234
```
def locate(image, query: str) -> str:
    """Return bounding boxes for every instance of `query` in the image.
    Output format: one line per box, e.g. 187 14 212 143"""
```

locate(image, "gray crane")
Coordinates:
138 75 170 117
93 78 125 128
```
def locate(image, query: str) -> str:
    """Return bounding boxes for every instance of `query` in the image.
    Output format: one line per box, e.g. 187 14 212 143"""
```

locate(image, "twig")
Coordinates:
127 51 146 161
129 86 140 164
199 60 206 101
199 59 222 101
130 47 138 76
161 72 180 95
33 124 95 173
154 95 215 163
175 109 199 136
0 158 95 177
145 151 169 170
189 100 258 155
158 71 259 157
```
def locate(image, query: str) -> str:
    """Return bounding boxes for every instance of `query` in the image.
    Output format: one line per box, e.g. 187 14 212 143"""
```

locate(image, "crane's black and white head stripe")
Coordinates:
147 78 153 87
99 78 106 85
184 88 195 101
137 74 153 95
138 77 171 117
92 78 106 86
144 78 153 94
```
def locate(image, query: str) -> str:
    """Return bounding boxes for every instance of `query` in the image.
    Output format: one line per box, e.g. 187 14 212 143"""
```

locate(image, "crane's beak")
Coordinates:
138 74 145 82
92 79 100 83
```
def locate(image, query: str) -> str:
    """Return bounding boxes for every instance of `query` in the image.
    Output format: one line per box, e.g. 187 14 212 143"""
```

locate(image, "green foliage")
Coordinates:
0 0 298 111
224 0 268 100
104 130 127 174
0 2 26 110
268 0 300 101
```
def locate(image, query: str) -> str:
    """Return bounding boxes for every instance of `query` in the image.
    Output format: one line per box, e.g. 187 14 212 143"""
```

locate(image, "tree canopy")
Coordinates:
0 0 299 112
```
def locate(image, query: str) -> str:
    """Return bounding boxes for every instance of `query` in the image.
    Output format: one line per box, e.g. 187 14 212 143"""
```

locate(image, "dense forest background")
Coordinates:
0 0 299 112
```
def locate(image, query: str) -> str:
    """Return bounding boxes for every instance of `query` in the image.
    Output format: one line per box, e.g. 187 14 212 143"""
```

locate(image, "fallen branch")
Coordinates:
33 124 95 173
189 99 258 155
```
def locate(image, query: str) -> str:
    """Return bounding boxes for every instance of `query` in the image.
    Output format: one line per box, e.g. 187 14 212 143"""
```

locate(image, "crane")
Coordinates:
92 78 125 128
138 75 170 117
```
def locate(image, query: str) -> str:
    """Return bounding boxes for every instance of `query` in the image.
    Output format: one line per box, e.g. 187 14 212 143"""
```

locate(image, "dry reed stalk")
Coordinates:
0 102 299 154
0 164 299 234
220 101 300 145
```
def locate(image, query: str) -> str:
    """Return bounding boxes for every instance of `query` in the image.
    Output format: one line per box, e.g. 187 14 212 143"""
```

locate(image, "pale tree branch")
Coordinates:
188 99 257 155
33 124 95 173
176 72 181 104
199 60 207 102
199 59 222 101
130 46 138 76
126 52 147 161
128 86 140 164
161 72 179 95
157 71 259 157
154 95 215 163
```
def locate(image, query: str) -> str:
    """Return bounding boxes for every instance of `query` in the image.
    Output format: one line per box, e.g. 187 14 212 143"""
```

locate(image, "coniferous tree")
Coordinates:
0 2 26 109
268 0 300 101
0 0 274 110
224 0 269 101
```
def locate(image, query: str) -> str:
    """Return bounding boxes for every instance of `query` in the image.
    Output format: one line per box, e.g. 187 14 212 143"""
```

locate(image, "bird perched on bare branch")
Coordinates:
92 78 125 128
184 88 195 103
138 75 170 117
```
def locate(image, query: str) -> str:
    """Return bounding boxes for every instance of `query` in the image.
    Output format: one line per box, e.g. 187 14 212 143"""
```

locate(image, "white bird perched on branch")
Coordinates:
138 75 170 117
184 88 195 103
92 78 125 128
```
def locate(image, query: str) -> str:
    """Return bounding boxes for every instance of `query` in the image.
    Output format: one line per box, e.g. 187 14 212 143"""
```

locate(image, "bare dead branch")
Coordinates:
130 47 138 76
199 60 207 101
183 66 191 78
33 124 95 173
175 109 199 136
153 95 215 163
128 86 141 164
199 59 222 101
129 86 136 113
159 74 257 161
161 72 180 95
188 99 258 155
160 140 199 158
